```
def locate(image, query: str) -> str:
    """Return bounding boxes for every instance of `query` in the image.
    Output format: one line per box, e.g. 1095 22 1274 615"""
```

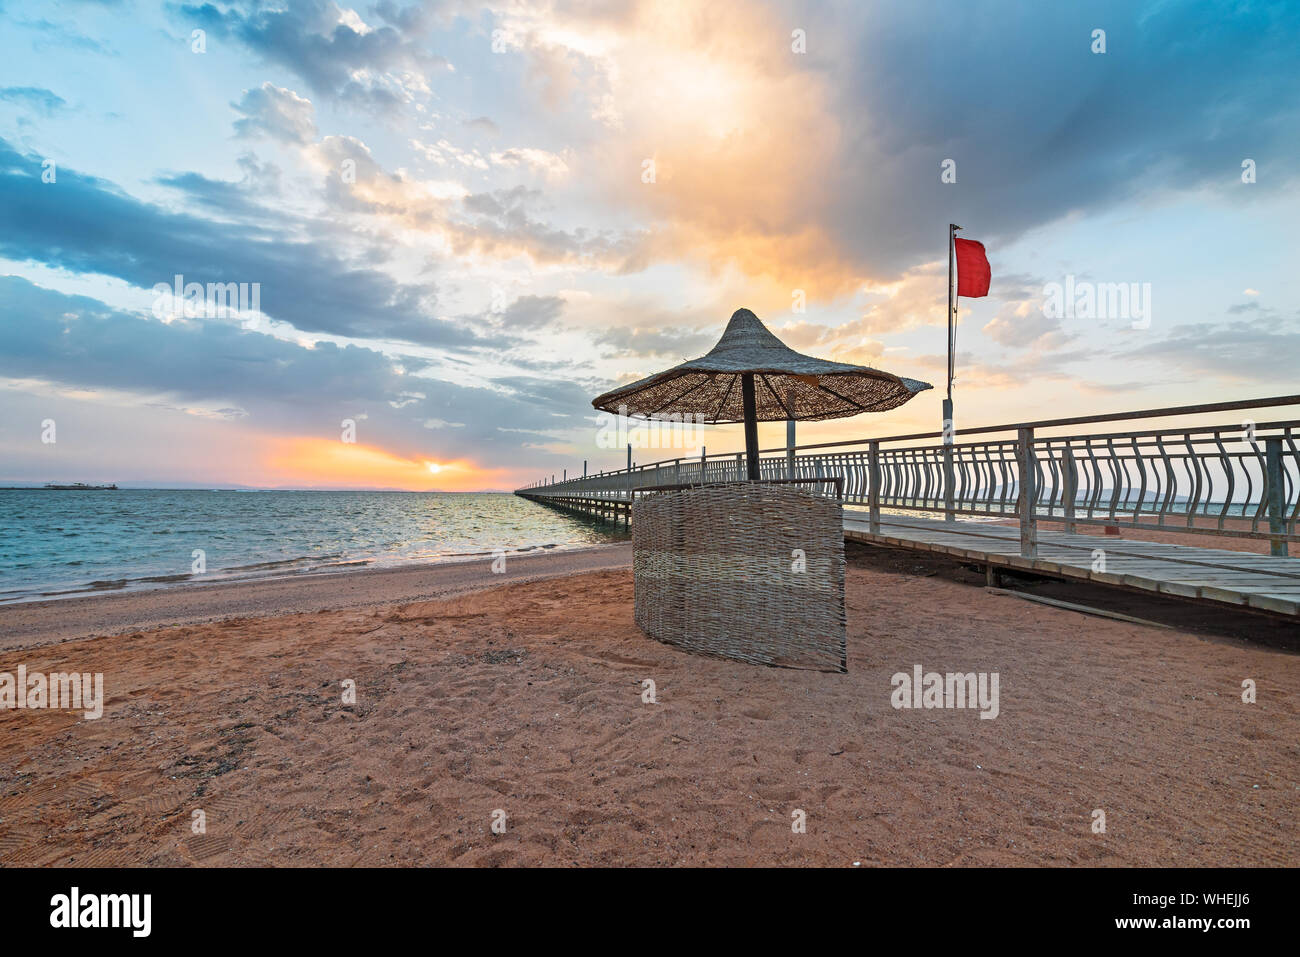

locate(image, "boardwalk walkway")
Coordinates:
844 513 1300 616
519 395 1300 619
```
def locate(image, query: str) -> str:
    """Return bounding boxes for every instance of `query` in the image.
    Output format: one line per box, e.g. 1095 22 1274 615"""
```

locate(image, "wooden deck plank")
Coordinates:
843 513 1300 616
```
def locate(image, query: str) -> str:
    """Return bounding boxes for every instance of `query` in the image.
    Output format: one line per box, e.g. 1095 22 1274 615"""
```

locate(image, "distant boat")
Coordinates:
42 482 119 490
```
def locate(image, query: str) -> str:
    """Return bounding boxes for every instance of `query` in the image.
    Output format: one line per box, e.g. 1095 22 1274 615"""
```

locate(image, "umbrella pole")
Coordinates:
741 372 760 480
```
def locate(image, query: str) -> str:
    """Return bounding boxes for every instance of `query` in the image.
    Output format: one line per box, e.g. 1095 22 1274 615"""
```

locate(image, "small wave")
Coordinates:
223 557 316 572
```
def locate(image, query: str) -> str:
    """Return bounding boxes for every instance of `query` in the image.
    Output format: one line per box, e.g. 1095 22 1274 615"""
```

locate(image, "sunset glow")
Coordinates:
266 440 492 491
1 2 1297 491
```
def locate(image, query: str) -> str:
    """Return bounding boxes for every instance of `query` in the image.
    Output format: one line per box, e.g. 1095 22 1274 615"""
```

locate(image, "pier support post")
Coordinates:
1017 427 1038 558
1266 436 1289 557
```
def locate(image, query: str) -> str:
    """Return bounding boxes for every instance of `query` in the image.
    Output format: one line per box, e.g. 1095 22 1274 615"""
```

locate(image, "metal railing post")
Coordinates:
1266 436 1288 557
868 439 881 534
942 444 955 523
1062 445 1077 534
1017 427 1037 558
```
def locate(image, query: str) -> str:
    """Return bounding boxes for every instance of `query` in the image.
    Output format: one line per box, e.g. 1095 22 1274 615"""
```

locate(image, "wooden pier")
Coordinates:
844 513 1300 617
515 490 631 526
518 395 1300 619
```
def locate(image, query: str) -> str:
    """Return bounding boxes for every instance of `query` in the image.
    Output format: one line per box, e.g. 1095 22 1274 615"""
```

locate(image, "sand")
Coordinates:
0 544 632 651
1 543 1296 867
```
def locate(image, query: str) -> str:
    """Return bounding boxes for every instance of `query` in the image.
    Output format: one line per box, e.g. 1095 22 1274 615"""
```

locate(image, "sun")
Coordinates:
425 462 443 475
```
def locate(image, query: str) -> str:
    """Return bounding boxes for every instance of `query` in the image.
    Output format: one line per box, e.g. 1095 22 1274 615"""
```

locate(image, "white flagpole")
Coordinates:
945 223 962 443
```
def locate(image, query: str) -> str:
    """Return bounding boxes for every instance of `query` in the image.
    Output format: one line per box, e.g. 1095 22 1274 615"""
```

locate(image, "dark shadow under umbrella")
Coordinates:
592 308 933 479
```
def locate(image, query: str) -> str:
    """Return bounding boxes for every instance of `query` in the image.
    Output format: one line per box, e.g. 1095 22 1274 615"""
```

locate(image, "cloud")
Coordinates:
232 83 317 144
452 185 641 267
1125 316 1300 383
483 0 1300 297
14 17 114 55
154 154 286 221
490 147 570 179
807 0 1300 278
977 273 1075 349
0 276 595 469
0 86 68 117
594 325 715 360
175 0 450 112
462 116 499 136
0 138 507 350
498 295 566 330
490 374 596 413
313 131 646 268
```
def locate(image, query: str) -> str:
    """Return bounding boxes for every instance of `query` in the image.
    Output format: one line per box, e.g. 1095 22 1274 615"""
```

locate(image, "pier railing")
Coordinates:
517 395 1300 557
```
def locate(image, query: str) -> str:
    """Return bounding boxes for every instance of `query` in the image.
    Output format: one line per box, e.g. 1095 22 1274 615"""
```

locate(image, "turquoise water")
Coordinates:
0 490 626 603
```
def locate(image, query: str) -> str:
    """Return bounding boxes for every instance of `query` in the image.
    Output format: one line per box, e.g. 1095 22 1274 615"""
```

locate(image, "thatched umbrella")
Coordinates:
592 308 932 480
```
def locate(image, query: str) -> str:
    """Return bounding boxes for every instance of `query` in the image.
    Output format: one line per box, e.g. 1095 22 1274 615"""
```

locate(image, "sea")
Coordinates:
0 489 627 604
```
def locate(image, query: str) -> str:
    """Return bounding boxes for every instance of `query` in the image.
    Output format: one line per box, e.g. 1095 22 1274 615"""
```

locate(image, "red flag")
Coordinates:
954 238 991 298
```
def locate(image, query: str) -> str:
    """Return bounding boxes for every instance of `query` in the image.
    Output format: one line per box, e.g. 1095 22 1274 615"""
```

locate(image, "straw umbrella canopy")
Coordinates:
592 308 932 480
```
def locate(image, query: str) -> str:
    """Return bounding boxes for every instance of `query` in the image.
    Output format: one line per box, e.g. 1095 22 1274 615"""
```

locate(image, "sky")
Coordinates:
0 0 1297 490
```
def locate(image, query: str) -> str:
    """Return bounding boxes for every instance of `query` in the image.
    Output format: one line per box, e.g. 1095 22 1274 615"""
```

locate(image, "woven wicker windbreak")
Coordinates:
592 308 931 423
632 482 847 672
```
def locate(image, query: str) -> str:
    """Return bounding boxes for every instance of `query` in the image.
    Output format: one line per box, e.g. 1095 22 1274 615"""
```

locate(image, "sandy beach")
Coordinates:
0 544 631 651
1 542 1296 867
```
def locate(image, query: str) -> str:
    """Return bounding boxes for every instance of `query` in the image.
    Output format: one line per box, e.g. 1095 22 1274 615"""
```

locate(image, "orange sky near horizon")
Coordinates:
265 437 511 491
3 2 1297 494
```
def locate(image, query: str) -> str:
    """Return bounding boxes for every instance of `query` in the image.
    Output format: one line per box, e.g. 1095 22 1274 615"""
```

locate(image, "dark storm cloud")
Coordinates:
791 0 1300 274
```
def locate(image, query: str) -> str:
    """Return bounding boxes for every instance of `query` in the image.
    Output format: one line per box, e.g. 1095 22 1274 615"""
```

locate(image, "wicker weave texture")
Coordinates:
632 483 847 672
